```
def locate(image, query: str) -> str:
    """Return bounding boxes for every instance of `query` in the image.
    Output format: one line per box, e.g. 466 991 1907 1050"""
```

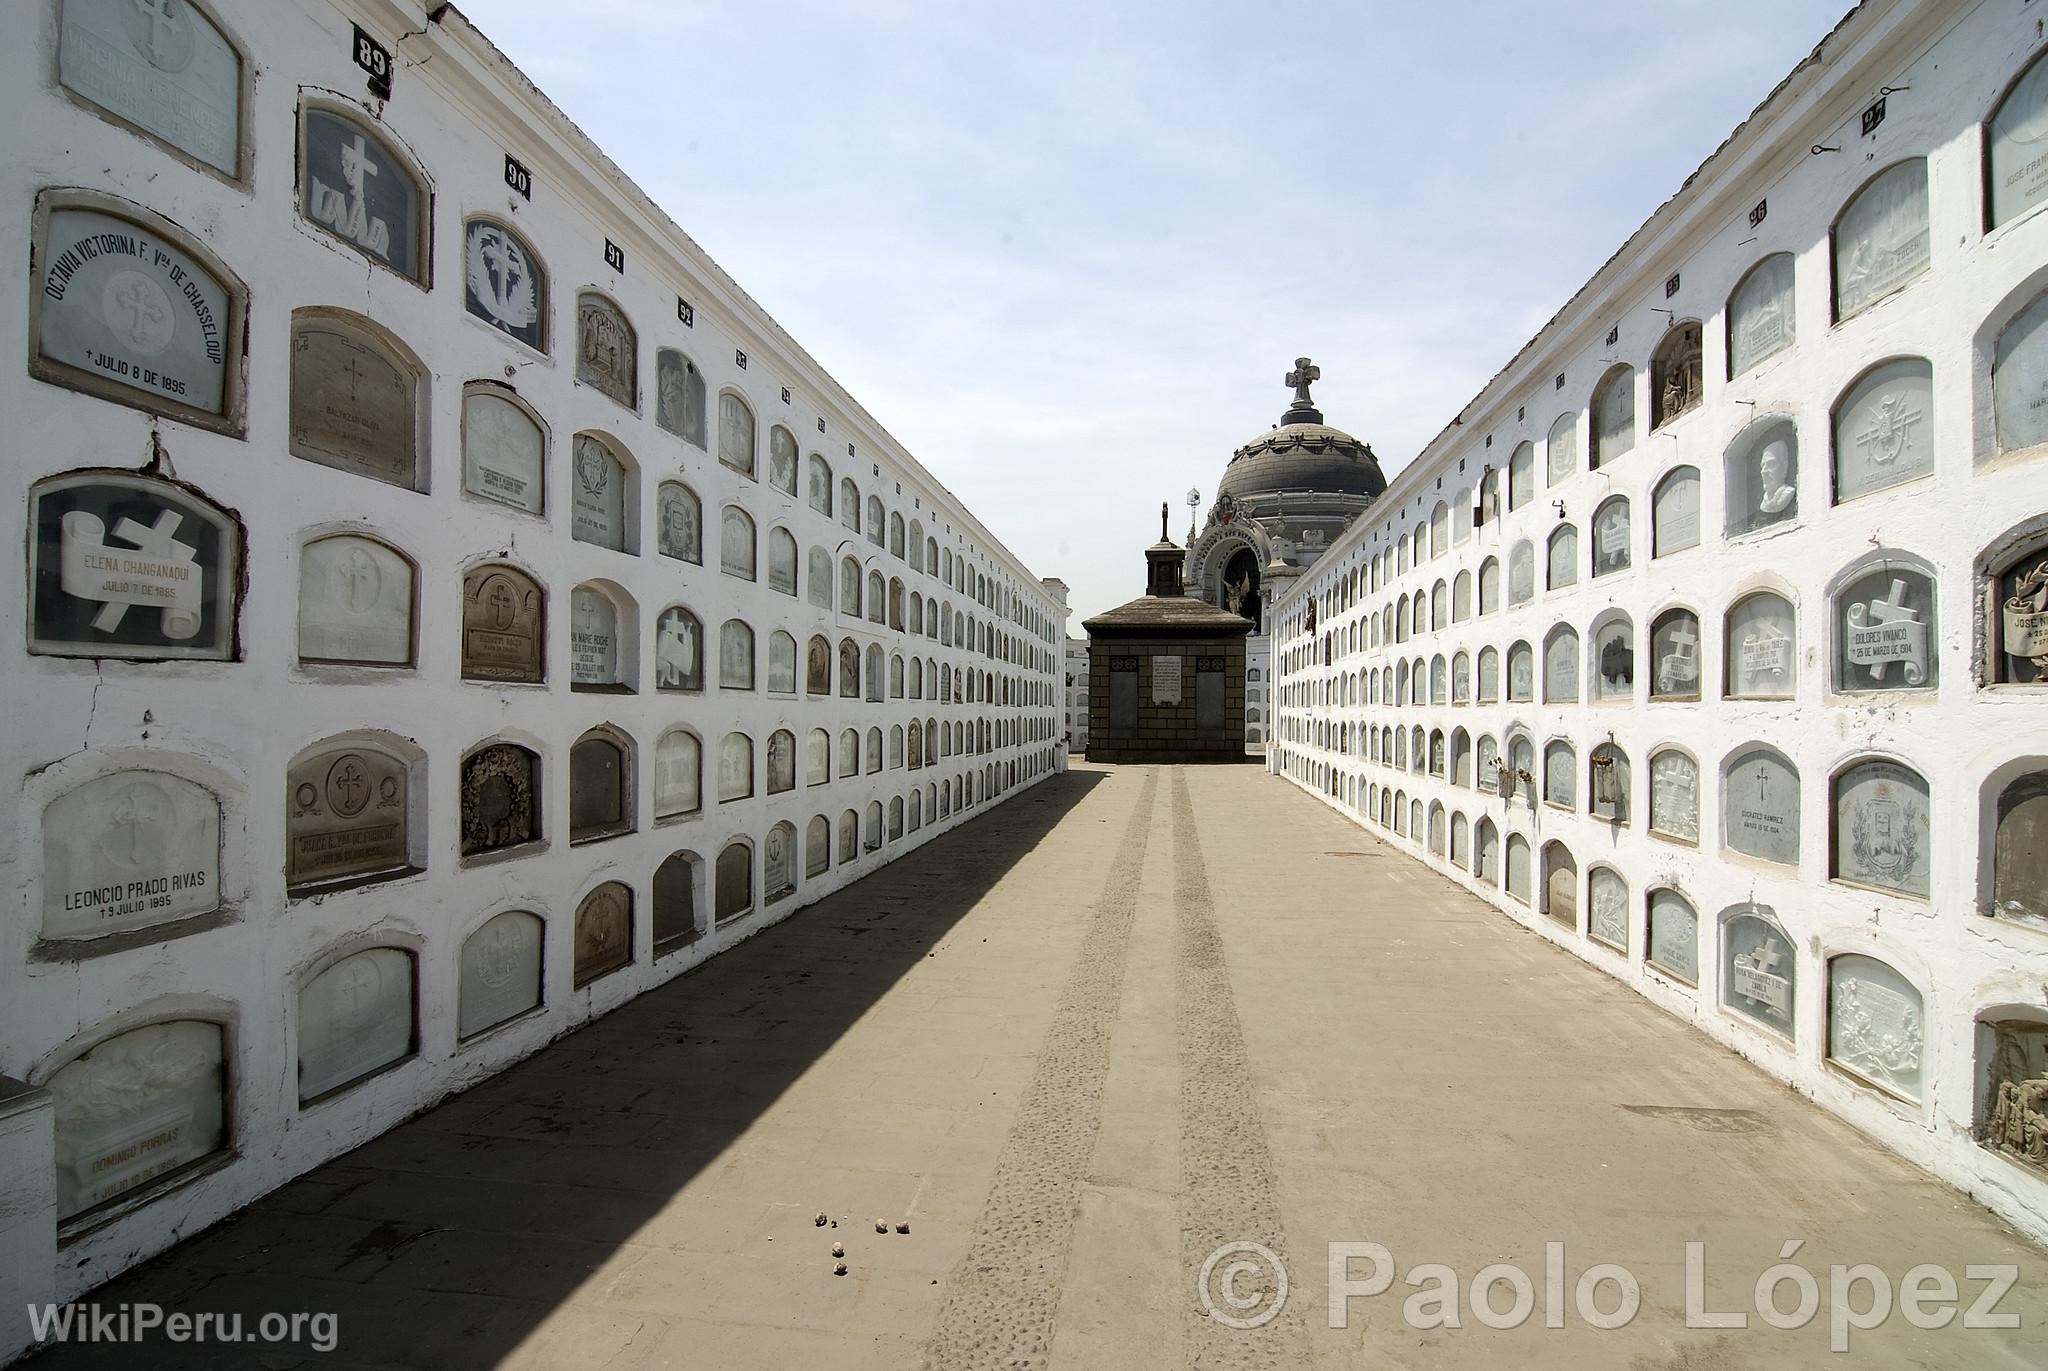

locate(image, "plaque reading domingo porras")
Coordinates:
29 472 239 661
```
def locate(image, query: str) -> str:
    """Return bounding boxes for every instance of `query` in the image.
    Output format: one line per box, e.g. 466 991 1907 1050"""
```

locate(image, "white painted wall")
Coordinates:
0 0 1063 1322
1273 0 2048 1245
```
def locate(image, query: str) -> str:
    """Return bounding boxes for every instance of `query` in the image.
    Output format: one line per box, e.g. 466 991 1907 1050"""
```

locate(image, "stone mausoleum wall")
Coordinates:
1087 636 1247 764
0 0 1064 1326
1273 0 2048 1244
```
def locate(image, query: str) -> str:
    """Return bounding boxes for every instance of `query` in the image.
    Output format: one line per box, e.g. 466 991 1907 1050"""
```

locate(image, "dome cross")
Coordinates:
1285 357 1321 407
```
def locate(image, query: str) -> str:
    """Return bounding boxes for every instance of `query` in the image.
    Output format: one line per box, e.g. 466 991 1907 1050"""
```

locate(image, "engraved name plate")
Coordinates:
43 771 220 939
299 948 413 1101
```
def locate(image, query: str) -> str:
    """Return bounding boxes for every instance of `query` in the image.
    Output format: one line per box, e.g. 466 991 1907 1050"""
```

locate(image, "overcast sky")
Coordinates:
467 0 1853 623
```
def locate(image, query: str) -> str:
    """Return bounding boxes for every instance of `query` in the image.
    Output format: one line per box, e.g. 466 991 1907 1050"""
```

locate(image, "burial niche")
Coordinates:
719 393 756 476
655 349 706 447
719 733 754 801
1992 535 2048 684
768 631 797 695
721 508 756 579
1827 954 1924 1102
655 606 703 692
1651 466 1701 557
653 728 702 821
1994 289 2048 453
1589 867 1628 951
462 384 545 514
461 565 544 684
1833 358 1933 503
1727 254 1796 379
1547 525 1578 590
299 948 415 1103
1835 562 1935 692
1541 842 1577 928
42 770 222 942
59 0 243 175
1724 418 1798 537
458 910 543 1039
715 842 753 922
1722 907 1795 1039
573 882 633 987
1831 759 1930 898
1649 608 1702 700
1994 772 2048 921
657 482 702 563
770 426 799 495
653 852 701 953
1649 748 1700 843
1725 747 1799 866
1983 1018 2048 1170
49 1019 225 1222
1834 160 1929 320
569 732 630 842
464 218 545 350
1543 626 1579 703
1650 323 1703 429
1647 890 1698 984
288 312 423 489
286 741 410 892
1991 50 2048 227
576 292 635 409
1593 617 1633 700
1591 367 1634 466
571 434 629 552
1509 442 1534 508
298 107 423 280
719 619 755 689
1589 743 1629 824
1545 412 1578 486
765 822 796 901
1724 591 1796 699
569 586 623 690
29 471 239 662
459 743 538 858
299 534 414 666
769 527 799 595
1591 497 1630 576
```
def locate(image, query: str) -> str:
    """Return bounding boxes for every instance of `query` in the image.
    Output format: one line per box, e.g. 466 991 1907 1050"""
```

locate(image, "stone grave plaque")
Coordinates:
1544 745 1576 808
59 0 241 175
1725 749 1799 865
30 472 237 660
37 206 231 415
1840 571 1932 690
1999 552 2048 683
654 730 700 818
300 110 419 279
461 566 543 683
655 349 706 446
1548 527 1578 588
1151 654 1183 705
1727 420 1798 536
1992 54 2048 227
1723 912 1795 1037
569 587 619 688
1835 359 1932 502
1543 850 1574 925
286 746 408 889
769 531 798 594
576 294 635 407
1594 622 1632 698
299 534 413 665
571 435 626 550
808 548 832 607
1477 650 1499 702
767 732 795 793
808 457 832 513
1995 774 2048 921
1833 759 1929 897
1546 413 1577 486
1592 499 1630 575
462 389 544 513
768 634 797 695
719 622 753 688
1827 954 1923 1099
1650 612 1701 698
573 883 632 986
1509 442 1534 508
839 641 861 697
806 635 830 694
1652 467 1700 555
716 846 752 920
657 482 700 562
459 744 537 856
765 826 793 896
721 509 754 578
1994 291 2048 452
298 948 413 1102
1650 751 1699 841
50 1020 223 1220
465 220 545 349
1594 369 1634 464
458 910 542 1038
654 607 701 691
719 393 754 474
1985 1021 2048 1169
1475 735 1499 791
42 771 220 940
718 736 752 801
1543 630 1578 702
653 853 699 950
1508 644 1533 701
1727 254 1795 378
1589 868 1627 951
1452 653 1471 701
770 426 798 494
1834 160 1929 318
1727 594 1795 697
1508 543 1534 605
807 818 830 875
570 738 625 837
1647 890 1697 982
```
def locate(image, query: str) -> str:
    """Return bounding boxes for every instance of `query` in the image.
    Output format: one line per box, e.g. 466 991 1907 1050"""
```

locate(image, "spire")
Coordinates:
1161 500 1169 542
1281 356 1324 426
1145 500 1186 597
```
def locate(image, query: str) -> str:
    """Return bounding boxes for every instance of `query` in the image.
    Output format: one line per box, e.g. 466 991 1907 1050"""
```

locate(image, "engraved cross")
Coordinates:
134 0 185 67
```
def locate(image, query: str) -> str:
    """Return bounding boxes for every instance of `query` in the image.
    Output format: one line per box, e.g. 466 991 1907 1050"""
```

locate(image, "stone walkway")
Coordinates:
24 765 2046 1369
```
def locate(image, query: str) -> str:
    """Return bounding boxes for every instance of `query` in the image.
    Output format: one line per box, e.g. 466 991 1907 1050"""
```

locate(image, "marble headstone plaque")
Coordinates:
719 736 752 801
1546 414 1577 486
38 207 231 415
465 220 545 349
765 825 793 896
1508 543 1534 605
1650 750 1699 841
1543 850 1576 927
459 744 536 856
300 110 419 278
1151 655 1183 705
571 435 626 550
1475 735 1500 791
1727 421 1798 536
1544 630 1579 702
1548 527 1578 588
655 349 706 446
1593 369 1634 465
768 634 797 695
767 732 795 793
569 588 620 688
770 426 798 494
1840 572 1932 690
289 319 419 487
1594 623 1632 698
654 607 701 691
59 0 241 174
1652 467 1700 556
1726 749 1800 865
1509 443 1534 508
1477 649 1499 702
1508 644 1533 701
43 771 220 940
719 622 753 688
653 729 700 818
1993 54 2048 227
1984 1021 2048 1168
30 473 237 660
299 534 412 665
1995 774 2048 921
1452 653 1471 701
1726 594 1795 697
1589 868 1628 951
1833 760 1929 897
462 389 544 513
1647 890 1698 982
1650 612 1701 698
1835 359 1933 502
1994 291 2048 452
570 738 624 836
286 746 408 888
1544 745 1576 808
1828 954 1923 1099
808 548 832 607
458 911 542 1038
808 458 832 514
50 1020 222 1220
1834 160 1929 318
840 641 861 697
1592 499 1630 575
576 294 635 407
719 393 754 474
298 948 413 1102
769 530 798 594
808 818 831 875
1999 553 2048 684
717 845 753 918
1723 912 1795 1037
573 883 632 986
721 509 754 578
653 853 699 949
806 635 830 693
657 482 700 563
461 566 543 683
1727 253 1796 378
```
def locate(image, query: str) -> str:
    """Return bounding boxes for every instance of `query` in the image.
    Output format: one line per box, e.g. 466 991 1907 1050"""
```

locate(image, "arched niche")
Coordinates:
297 532 416 667
458 910 543 1039
288 309 427 489
573 881 633 987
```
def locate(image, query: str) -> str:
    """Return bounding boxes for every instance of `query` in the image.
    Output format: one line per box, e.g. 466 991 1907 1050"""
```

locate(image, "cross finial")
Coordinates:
1286 356 1321 406
1161 501 1169 541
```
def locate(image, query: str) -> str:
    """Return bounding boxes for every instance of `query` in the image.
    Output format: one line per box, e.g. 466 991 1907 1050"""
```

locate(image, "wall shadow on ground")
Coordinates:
21 769 1105 1371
